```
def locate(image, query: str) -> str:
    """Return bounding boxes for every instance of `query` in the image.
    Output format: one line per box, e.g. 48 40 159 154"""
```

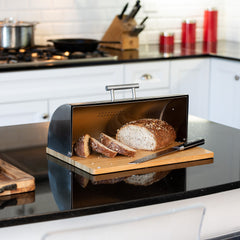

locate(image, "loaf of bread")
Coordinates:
100 133 136 157
90 137 118 158
116 118 176 151
74 134 91 158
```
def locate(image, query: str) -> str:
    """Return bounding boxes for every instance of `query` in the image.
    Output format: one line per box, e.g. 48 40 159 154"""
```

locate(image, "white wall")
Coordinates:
224 0 240 41
0 0 237 46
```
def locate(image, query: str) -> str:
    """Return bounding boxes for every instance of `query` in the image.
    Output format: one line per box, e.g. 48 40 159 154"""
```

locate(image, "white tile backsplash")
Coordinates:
0 0 239 45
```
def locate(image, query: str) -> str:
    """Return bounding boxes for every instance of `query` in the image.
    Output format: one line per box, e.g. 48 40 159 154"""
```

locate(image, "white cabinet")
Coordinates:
0 64 124 126
209 58 240 129
2 57 240 127
0 100 48 126
170 58 210 119
123 61 170 98
0 65 124 103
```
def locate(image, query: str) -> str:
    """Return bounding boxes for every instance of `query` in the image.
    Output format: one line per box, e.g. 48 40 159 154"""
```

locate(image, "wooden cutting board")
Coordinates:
0 159 35 196
46 145 214 175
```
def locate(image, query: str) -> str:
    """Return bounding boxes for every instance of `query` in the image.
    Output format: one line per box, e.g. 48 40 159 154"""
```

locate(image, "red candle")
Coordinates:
159 32 174 53
181 19 196 48
203 7 218 42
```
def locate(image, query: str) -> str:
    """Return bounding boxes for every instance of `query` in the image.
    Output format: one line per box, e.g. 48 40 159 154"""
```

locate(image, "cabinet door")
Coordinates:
0 64 124 103
124 61 170 98
0 100 48 126
170 58 210 119
209 58 240 129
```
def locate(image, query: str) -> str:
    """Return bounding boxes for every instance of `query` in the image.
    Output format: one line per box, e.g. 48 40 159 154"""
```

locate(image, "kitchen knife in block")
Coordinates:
129 139 205 164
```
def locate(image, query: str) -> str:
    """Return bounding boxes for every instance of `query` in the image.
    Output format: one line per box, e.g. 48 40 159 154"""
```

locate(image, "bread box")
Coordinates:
46 86 213 175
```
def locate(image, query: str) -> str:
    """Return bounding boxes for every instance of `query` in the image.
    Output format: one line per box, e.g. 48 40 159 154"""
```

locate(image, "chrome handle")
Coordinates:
234 75 240 81
140 73 153 81
105 83 139 102
42 113 49 119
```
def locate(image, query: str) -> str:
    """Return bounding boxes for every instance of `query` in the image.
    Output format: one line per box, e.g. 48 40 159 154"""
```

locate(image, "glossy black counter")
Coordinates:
0 116 240 227
0 41 240 72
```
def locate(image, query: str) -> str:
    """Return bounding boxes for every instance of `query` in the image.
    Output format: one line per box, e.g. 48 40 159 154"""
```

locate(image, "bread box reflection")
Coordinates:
47 154 186 211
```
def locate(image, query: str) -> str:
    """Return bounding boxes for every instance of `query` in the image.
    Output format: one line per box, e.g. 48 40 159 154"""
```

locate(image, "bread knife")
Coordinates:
129 138 205 164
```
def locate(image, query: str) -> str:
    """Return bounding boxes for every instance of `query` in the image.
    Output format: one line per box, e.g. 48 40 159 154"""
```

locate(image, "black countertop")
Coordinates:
0 116 240 227
0 40 240 72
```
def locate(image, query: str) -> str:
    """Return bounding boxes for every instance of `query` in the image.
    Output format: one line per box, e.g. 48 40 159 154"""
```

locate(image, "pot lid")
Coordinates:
0 18 37 27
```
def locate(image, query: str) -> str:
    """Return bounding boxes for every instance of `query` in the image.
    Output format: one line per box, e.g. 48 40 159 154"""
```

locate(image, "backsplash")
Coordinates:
0 0 238 46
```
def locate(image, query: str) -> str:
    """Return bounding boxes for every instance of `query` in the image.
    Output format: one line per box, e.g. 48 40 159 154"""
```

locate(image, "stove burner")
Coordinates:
68 51 86 59
0 46 114 65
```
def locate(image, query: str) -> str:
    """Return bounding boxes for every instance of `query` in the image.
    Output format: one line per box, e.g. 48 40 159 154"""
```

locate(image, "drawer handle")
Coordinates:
235 75 240 81
42 113 49 119
140 74 153 81
106 83 139 102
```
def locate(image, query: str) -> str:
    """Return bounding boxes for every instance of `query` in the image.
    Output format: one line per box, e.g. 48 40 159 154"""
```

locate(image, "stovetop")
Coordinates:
0 46 118 68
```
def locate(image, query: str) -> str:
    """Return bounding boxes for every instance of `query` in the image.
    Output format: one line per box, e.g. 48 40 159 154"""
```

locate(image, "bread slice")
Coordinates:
74 134 91 158
116 118 176 151
90 137 117 158
100 133 136 157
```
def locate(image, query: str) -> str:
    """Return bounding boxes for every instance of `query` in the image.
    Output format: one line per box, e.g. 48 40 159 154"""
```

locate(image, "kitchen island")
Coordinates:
0 115 240 239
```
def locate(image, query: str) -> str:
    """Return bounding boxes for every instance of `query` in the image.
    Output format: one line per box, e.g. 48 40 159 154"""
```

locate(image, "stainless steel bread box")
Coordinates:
47 85 189 159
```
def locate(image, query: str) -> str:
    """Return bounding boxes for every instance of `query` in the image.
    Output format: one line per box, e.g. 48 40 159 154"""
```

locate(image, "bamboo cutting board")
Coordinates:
0 159 35 196
46 146 214 175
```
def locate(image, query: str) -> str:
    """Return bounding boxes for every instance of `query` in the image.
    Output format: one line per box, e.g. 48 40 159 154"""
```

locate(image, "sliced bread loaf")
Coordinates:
116 118 176 151
90 137 117 158
100 133 136 157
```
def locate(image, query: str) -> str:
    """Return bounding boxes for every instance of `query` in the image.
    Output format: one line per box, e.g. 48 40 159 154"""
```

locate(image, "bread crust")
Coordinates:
90 137 117 158
116 118 176 150
100 133 136 157
74 134 91 157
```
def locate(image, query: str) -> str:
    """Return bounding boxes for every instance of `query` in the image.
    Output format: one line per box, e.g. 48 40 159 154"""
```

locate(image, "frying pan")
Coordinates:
48 39 121 53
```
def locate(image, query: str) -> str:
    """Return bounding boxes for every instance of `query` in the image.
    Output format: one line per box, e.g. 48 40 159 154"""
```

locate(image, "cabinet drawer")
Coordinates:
0 65 124 103
0 100 48 126
124 61 170 96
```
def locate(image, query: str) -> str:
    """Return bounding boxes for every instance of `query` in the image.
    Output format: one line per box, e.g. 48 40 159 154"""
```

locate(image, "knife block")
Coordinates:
100 15 139 50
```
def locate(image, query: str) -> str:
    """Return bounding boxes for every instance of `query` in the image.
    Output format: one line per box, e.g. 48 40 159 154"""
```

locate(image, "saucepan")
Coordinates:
0 18 38 49
48 38 121 53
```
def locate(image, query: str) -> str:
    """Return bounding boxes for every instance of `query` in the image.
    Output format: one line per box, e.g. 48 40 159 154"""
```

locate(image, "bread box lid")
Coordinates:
47 94 189 157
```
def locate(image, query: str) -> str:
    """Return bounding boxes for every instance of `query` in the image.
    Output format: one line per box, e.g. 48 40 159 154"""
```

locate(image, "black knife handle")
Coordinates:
119 3 129 19
140 16 148 26
175 139 205 151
